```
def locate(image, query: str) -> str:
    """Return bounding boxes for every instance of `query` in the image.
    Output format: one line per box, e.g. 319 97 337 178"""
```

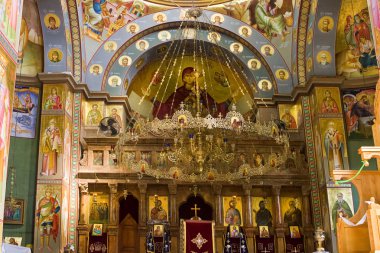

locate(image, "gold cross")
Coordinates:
191 204 201 218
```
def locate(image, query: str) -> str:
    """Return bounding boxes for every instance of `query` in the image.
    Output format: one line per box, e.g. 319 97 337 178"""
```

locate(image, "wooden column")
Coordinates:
301 185 312 227
272 185 285 252
78 183 89 225
138 183 147 225
213 184 223 226
77 225 90 253
243 184 253 227
168 183 177 225
108 184 118 253
302 185 314 253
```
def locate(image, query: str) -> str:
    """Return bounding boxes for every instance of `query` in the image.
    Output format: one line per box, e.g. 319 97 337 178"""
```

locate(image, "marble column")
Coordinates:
77 181 90 253
78 183 89 225
108 183 118 225
212 184 223 226
243 184 254 253
272 185 285 252
302 185 314 253
272 186 282 226
108 184 119 253
243 184 253 227
168 183 178 226
138 183 147 226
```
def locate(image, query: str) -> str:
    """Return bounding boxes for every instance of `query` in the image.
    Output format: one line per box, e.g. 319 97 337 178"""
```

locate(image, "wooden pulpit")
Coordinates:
366 200 380 252
335 198 380 252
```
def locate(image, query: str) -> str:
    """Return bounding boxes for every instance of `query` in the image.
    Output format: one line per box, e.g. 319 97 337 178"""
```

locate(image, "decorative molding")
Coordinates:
271 185 281 196
212 184 222 195
69 92 82 246
358 147 380 161
242 184 252 196
0 32 17 61
297 0 311 85
108 183 118 194
66 0 82 82
301 96 322 227
168 183 177 195
138 183 147 194
78 183 88 194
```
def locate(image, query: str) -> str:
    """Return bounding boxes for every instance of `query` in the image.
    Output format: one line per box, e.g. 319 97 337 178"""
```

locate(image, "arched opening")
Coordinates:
179 194 213 221
118 194 139 253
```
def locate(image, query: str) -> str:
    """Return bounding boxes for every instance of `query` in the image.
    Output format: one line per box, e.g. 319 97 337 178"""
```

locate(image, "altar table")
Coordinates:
2 243 31 253
180 220 215 253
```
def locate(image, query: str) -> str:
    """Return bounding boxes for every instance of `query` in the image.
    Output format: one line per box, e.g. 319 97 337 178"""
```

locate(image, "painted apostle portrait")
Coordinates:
281 197 303 227
44 14 60 30
90 64 103 75
252 197 273 227
223 196 243 226
247 59 261 70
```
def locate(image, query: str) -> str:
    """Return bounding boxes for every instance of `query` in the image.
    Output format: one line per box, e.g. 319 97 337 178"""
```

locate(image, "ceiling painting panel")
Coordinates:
85 9 292 98
335 0 378 78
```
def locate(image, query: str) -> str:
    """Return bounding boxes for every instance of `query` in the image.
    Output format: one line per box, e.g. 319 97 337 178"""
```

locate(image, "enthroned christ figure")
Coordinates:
152 67 229 119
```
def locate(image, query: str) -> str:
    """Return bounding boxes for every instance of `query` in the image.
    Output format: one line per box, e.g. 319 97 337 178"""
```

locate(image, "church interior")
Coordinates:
1 0 380 252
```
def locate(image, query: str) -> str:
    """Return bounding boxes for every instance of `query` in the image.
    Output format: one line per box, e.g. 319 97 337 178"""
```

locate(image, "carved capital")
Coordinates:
107 225 119 235
138 183 147 194
78 183 88 194
301 185 311 196
108 183 118 194
272 185 281 196
212 184 222 195
168 183 177 195
242 184 252 196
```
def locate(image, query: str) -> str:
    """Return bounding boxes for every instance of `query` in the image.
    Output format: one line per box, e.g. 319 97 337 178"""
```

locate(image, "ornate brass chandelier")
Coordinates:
115 8 290 182
115 102 290 182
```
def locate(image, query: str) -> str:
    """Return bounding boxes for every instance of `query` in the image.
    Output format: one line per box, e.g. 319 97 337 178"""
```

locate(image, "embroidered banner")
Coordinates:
154 236 164 253
255 236 275 253
88 233 107 253
285 236 304 253
184 220 215 253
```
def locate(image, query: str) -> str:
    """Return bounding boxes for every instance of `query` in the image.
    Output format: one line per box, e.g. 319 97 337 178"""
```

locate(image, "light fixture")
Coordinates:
115 8 290 182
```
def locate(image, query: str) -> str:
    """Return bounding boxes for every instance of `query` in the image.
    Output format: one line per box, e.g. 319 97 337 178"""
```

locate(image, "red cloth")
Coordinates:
185 220 214 253
88 233 108 253
229 237 241 253
285 236 304 253
153 237 164 253
255 236 275 253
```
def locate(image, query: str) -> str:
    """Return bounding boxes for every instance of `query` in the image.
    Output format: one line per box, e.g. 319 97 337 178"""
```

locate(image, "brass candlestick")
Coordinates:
314 227 326 252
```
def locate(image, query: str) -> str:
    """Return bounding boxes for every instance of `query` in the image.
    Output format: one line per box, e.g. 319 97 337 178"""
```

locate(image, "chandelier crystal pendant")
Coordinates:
115 8 291 182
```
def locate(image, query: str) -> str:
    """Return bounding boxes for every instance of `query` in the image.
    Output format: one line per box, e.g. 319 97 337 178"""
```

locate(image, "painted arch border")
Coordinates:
105 31 271 97
85 8 293 94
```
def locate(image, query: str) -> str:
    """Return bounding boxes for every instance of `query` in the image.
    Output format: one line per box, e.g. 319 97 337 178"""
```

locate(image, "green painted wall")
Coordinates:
3 108 40 246
347 138 377 170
